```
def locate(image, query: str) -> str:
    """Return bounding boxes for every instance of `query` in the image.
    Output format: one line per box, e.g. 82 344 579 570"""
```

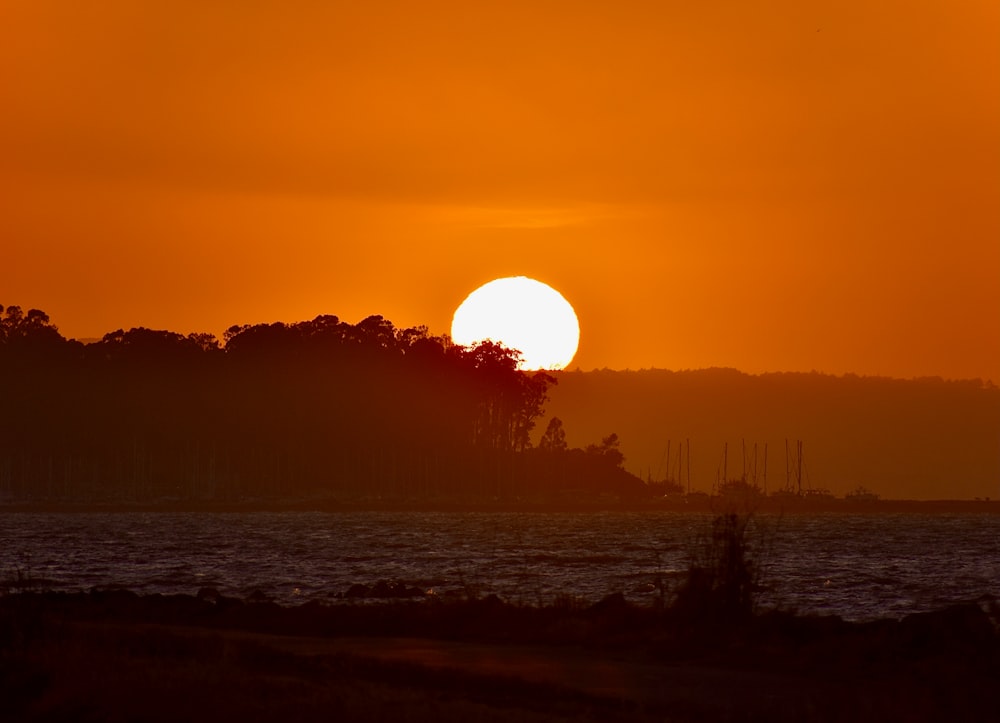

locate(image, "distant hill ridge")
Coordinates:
541 368 1000 501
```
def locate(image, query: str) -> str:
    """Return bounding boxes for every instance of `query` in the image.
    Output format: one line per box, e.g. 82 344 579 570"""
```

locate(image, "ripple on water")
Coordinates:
1 510 998 620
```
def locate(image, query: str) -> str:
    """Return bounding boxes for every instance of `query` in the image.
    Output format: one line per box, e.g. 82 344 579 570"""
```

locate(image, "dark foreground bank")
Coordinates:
1 589 998 723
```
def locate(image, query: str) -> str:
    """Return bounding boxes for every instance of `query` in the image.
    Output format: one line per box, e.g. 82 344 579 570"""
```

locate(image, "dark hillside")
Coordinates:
542 369 1000 500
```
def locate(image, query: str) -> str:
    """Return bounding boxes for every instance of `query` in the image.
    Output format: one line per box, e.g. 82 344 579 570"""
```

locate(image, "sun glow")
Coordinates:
451 276 580 370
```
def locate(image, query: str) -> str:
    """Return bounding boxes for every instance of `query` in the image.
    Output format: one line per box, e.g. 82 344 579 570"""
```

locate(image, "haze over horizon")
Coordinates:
2 1 997 381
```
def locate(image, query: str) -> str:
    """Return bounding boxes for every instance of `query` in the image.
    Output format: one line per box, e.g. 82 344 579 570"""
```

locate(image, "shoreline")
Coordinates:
1 497 998 515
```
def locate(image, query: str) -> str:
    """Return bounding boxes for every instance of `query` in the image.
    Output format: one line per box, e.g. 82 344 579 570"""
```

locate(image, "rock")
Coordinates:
196 587 221 604
345 583 370 598
246 589 273 604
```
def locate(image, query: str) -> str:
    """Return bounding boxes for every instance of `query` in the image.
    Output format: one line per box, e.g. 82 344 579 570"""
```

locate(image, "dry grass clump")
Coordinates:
670 513 758 627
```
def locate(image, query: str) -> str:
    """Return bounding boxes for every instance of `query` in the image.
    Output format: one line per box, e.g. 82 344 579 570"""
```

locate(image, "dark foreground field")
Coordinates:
1 589 998 723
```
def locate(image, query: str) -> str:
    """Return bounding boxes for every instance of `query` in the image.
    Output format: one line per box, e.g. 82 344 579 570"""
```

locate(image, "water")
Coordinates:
2 511 998 621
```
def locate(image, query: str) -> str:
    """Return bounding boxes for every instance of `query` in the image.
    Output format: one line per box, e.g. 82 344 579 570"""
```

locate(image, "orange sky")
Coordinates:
2 1 997 381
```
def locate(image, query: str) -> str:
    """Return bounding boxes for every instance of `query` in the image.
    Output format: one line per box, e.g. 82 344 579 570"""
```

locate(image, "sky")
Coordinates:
2 1 997 381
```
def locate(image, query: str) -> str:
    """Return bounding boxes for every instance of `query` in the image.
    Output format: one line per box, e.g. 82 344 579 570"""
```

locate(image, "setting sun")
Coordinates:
451 276 580 370
0 3 998 717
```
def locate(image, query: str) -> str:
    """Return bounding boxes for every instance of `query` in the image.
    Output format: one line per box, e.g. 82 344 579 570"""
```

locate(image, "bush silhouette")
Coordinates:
672 513 757 626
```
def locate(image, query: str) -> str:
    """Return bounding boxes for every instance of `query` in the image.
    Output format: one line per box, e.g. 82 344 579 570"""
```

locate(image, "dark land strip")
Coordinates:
2 589 998 722
3 497 999 515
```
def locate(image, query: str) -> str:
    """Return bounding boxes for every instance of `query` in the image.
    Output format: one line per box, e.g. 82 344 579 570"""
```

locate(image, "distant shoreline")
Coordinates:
2 497 997 515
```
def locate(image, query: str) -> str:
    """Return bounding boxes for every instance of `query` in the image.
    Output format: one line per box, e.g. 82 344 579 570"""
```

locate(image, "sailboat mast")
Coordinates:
763 443 768 494
741 438 747 481
686 438 691 494
785 439 791 492
796 440 804 495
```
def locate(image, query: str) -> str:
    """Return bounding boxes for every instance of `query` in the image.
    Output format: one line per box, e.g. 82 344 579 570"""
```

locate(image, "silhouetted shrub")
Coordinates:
672 513 758 626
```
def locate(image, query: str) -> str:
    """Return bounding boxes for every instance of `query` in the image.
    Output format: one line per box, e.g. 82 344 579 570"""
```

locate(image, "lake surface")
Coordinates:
2 511 998 621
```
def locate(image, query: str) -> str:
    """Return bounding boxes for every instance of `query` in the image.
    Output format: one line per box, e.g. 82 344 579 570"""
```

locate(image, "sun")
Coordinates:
451 276 580 370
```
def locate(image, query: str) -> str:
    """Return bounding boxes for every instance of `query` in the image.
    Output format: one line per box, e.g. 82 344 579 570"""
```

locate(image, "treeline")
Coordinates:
0 305 643 503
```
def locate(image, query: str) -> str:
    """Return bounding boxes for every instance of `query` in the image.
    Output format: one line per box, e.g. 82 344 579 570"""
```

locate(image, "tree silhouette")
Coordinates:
0 304 646 504
539 417 568 452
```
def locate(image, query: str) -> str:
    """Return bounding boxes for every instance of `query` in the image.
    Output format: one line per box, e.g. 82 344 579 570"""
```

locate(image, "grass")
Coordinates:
1 612 657 723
